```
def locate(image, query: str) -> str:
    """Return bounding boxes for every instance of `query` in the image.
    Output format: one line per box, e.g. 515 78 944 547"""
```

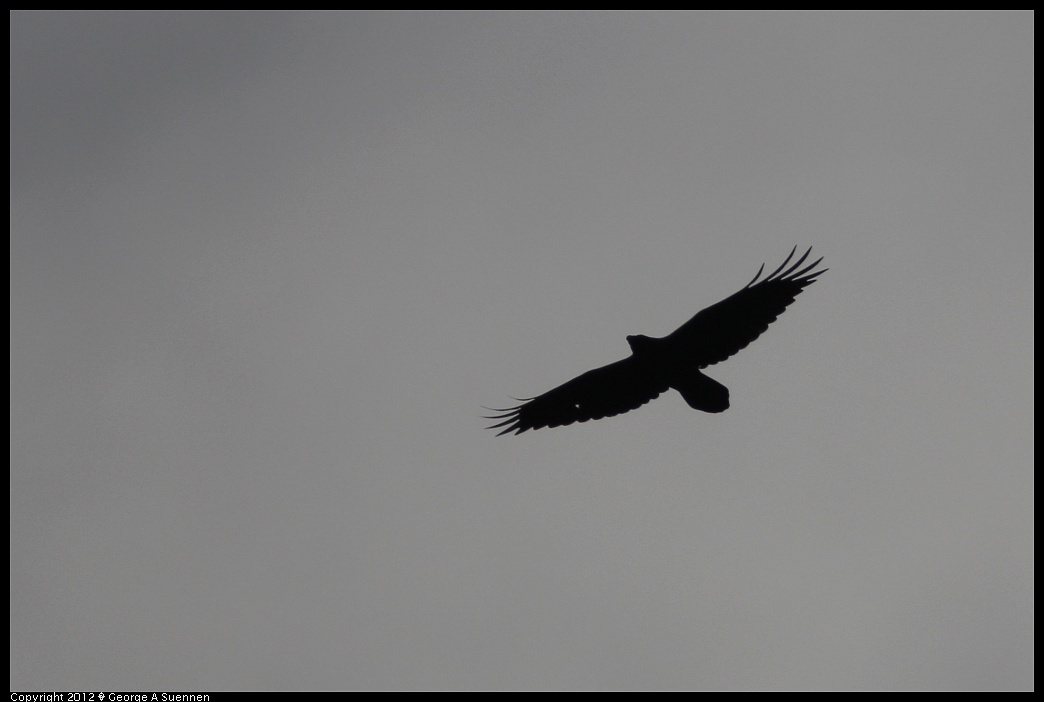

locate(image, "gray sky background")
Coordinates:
10 11 1033 690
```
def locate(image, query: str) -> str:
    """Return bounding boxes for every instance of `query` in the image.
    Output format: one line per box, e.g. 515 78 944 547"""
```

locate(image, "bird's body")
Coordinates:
486 247 825 435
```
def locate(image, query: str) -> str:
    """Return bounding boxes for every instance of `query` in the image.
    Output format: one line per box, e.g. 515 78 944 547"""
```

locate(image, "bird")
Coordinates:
485 246 826 435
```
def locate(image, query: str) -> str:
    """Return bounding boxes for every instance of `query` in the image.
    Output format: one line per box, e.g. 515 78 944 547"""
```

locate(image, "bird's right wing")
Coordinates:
485 356 669 435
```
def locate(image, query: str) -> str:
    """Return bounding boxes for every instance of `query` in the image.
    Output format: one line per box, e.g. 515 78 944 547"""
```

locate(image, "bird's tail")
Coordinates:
671 369 730 413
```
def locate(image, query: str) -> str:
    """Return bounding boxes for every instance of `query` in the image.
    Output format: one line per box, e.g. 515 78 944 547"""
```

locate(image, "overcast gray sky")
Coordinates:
10 11 1033 690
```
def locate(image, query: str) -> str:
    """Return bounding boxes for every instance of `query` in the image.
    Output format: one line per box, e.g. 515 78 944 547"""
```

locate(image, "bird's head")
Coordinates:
626 334 658 355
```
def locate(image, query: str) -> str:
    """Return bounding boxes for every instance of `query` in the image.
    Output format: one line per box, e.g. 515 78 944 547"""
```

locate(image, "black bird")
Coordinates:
486 247 826 435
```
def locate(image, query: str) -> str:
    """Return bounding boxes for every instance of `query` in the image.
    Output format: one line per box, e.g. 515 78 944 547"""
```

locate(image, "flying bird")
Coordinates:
486 247 826 435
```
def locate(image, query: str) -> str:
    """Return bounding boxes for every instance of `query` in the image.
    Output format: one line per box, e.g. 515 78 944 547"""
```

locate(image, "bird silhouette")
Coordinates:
486 247 826 435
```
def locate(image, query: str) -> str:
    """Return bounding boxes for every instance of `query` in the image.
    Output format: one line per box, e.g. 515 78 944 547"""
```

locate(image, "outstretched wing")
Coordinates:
665 246 826 367
485 356 669 436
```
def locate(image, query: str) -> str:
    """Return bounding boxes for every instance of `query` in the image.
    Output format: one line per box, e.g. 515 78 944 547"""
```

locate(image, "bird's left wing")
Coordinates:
665 246 826 368
485 355 669 435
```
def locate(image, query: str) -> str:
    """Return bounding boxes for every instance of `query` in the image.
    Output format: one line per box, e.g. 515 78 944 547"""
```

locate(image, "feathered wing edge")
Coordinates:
744 245 827 290
483 398 536 437
483 404 538 437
